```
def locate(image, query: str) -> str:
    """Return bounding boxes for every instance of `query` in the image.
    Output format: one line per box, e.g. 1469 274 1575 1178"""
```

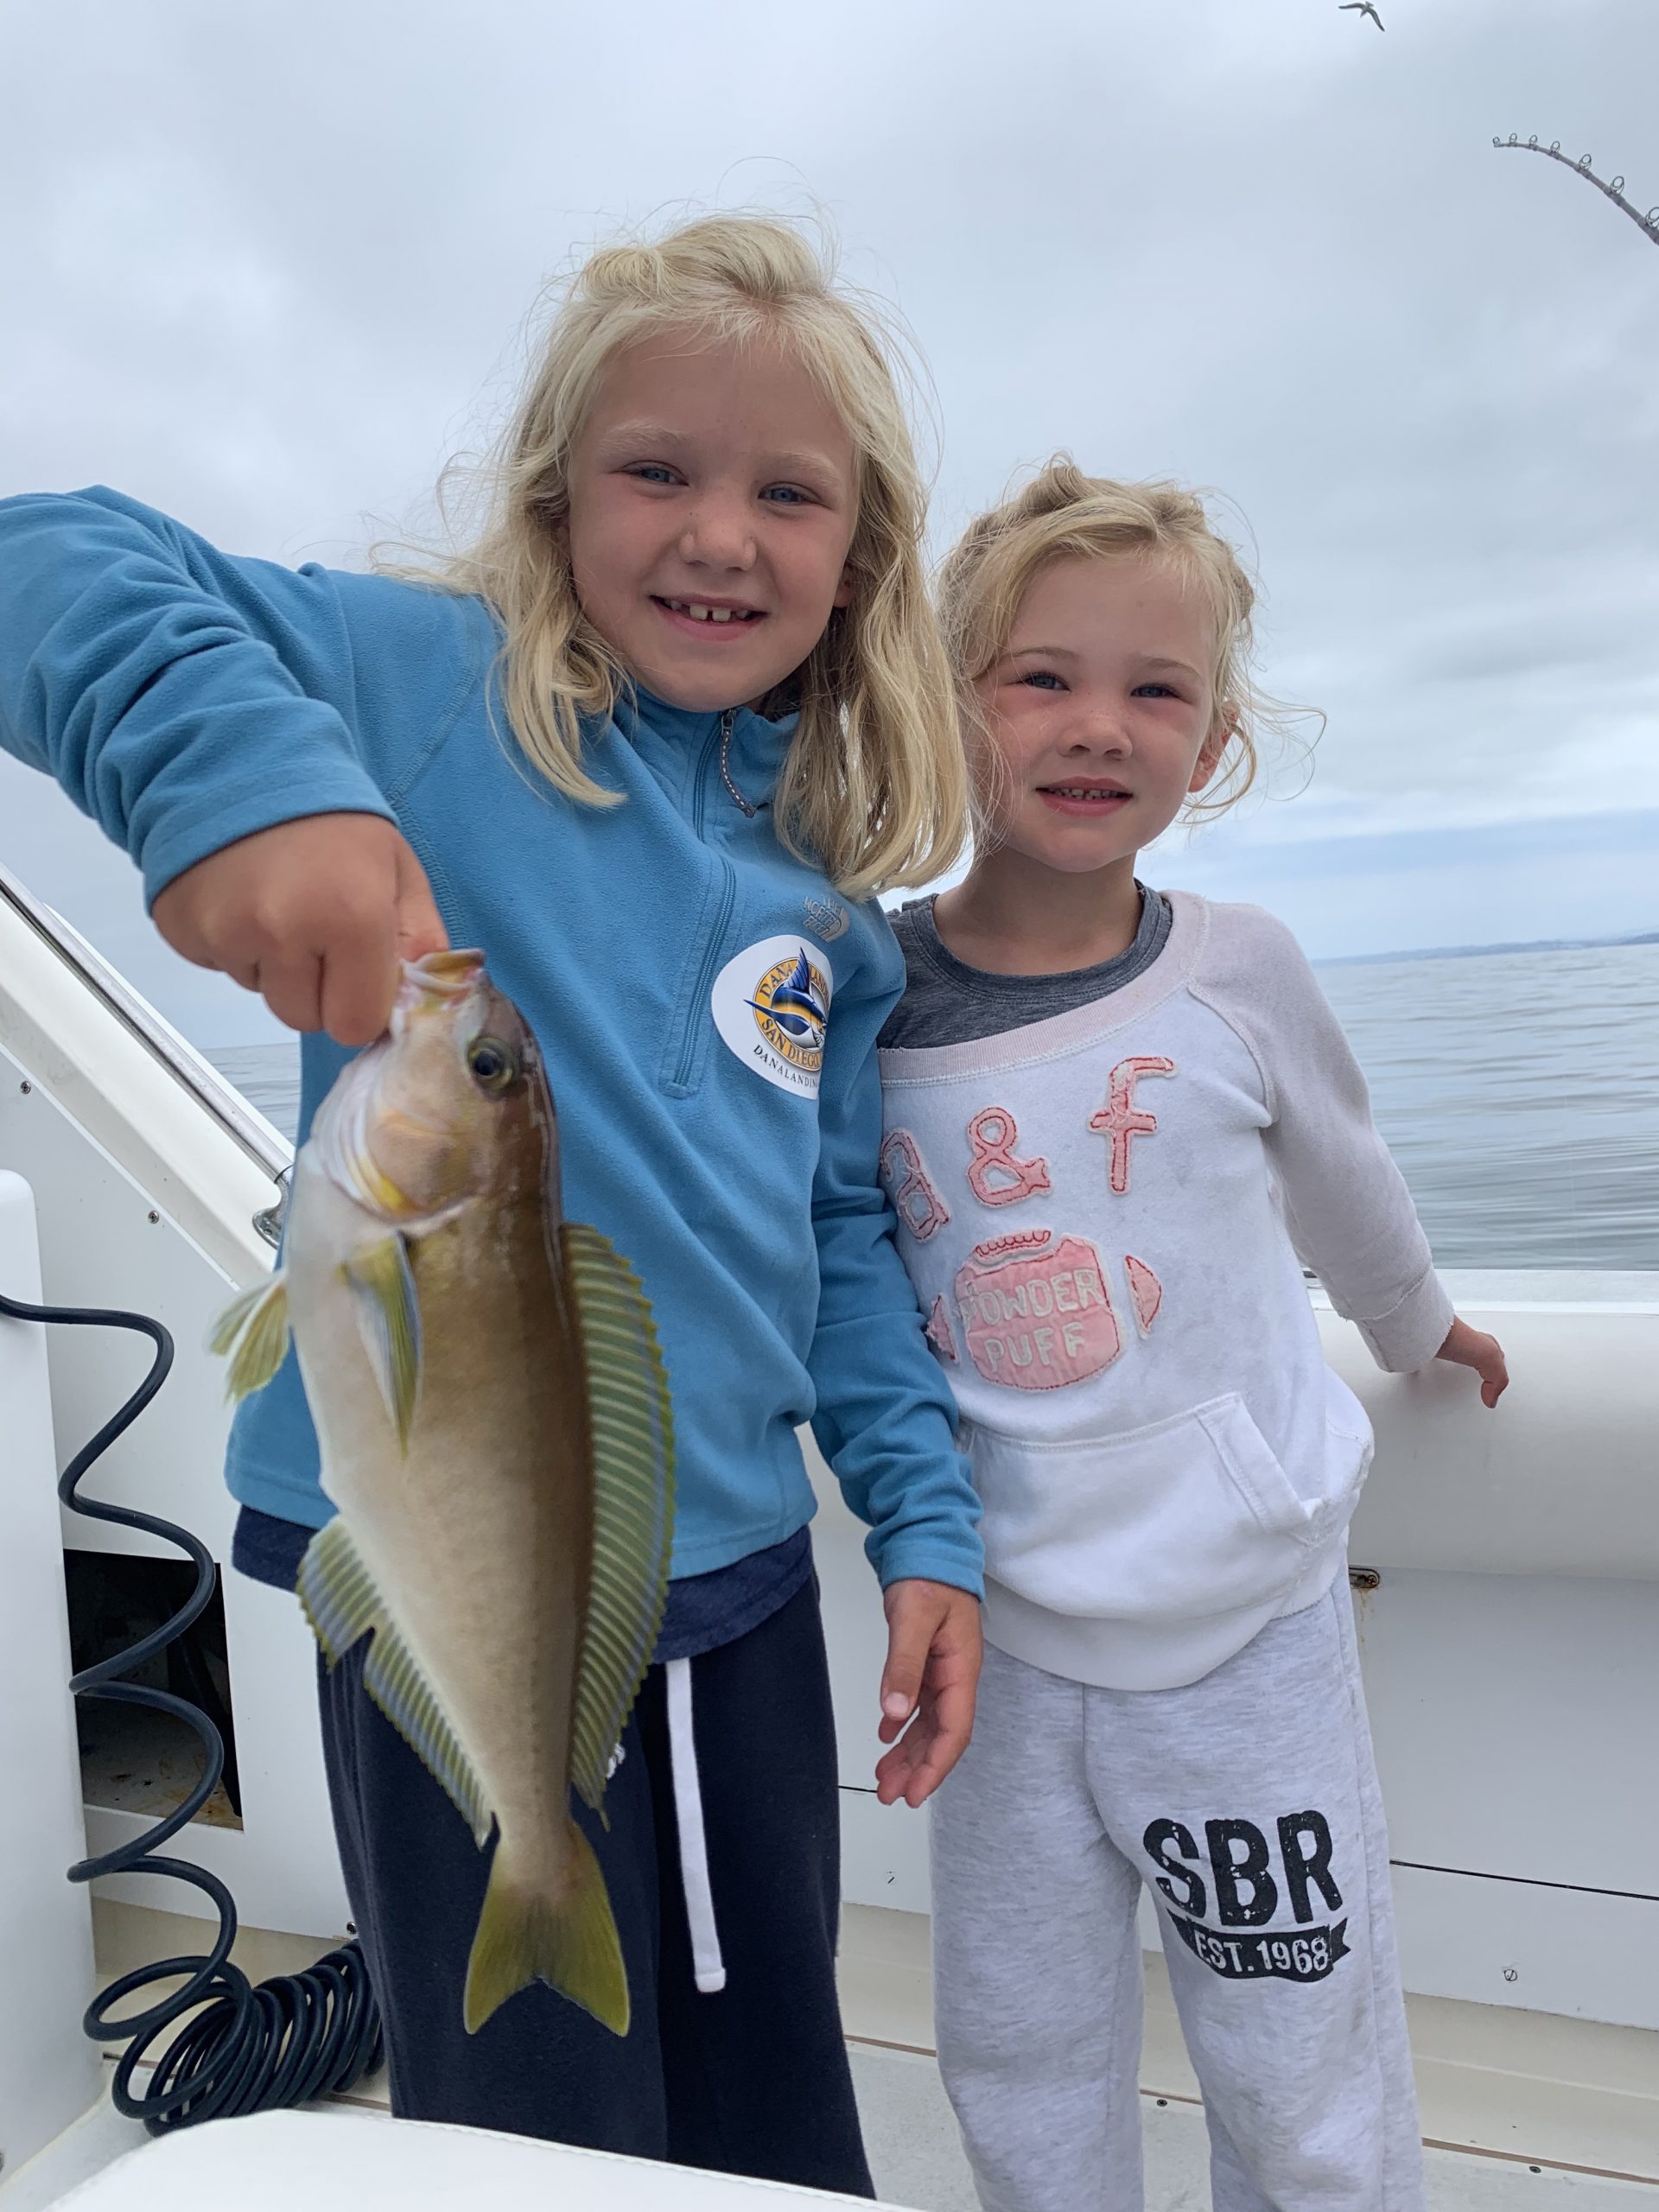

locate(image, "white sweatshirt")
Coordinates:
877 892 1453 1692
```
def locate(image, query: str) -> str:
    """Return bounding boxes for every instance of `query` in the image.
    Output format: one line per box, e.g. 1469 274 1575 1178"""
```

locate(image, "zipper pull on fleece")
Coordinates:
717 708 759 818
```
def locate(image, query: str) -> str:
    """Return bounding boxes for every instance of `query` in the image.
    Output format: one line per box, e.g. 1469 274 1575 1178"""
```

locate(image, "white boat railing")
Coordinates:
0 860 290 1187
0 862 288 1284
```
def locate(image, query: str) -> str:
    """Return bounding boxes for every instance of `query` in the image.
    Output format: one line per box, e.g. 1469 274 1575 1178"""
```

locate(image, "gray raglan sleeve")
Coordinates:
1191 902 1455 1373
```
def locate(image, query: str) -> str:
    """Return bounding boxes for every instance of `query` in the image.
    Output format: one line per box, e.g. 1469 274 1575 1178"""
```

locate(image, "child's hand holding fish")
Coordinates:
153 813 449 1046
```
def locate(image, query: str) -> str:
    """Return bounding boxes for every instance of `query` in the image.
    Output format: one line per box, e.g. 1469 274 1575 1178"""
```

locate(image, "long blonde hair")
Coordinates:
392 215 968 901
936 459 1314 819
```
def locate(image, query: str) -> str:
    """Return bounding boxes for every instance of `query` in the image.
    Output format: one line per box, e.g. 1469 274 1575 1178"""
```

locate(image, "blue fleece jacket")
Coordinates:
0 487 983 1595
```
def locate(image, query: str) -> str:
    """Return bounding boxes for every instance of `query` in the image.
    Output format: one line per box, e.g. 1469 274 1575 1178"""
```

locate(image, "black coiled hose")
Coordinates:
0 1286 383 2133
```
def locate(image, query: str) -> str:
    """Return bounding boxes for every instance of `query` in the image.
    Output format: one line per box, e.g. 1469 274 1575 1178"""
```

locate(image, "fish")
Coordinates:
750 947 828 1043
210 950 674 2036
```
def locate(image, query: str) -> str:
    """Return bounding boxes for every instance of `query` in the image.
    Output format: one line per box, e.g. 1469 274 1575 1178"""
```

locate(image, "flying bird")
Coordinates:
1340 2 1385 25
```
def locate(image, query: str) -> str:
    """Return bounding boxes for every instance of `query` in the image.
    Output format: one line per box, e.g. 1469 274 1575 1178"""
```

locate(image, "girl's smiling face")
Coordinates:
975 554 1225 874
566 327 860 713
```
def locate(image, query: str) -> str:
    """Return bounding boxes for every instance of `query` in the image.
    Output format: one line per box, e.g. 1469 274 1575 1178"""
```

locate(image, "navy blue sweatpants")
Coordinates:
316 1577 874 2196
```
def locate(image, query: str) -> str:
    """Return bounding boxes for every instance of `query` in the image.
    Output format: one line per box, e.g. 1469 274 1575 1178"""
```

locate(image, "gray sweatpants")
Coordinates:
931 1582 1424 2212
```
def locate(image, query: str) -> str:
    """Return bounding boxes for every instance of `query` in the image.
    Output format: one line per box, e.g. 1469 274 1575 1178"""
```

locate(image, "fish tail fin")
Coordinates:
463 1824 629 2037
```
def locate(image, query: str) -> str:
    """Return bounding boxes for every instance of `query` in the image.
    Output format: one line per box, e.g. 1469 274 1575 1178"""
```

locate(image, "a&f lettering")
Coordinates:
879 1129 950 1241
965 1106 1052 1208
1089 1056 1176 1194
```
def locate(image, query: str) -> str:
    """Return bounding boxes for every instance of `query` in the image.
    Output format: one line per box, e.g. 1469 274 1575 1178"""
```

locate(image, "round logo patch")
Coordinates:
712 934 835 1096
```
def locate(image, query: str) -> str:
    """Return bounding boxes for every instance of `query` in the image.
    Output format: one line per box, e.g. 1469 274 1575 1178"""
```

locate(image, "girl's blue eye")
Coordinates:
761 485 811 505
1018 670 1065 691
629 464 678 485
1133 682 1178 699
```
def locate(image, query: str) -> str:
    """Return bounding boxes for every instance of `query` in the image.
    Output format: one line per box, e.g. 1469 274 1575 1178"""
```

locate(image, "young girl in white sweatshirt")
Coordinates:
877 462 1509 2212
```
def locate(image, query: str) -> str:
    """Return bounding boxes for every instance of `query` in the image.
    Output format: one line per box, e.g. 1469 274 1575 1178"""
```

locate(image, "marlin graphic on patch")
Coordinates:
749 948 829 1048
711 934 836 1096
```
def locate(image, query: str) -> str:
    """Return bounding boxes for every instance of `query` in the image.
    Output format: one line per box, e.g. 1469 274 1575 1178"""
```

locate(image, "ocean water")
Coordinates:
1317 939 1659 1270
204 940 1659 1273
206 1043 304 1144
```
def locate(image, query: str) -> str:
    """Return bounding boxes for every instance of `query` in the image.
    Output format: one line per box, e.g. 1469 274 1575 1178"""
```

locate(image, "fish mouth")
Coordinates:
393 950 487 1033
419 949 486 983
405 949 486 996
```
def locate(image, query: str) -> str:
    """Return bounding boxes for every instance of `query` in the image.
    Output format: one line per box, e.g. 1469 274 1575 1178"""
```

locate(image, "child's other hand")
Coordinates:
1435 1317 1509 1408
152 814 448 1047
875 1580 982 1809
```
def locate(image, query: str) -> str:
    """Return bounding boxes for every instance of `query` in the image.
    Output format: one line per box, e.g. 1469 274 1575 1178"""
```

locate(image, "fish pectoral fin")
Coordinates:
207 1272 290 1400
341 1236 423 1448
298 1516 491 1847
563 1224 676 1821
465 1826 628 2037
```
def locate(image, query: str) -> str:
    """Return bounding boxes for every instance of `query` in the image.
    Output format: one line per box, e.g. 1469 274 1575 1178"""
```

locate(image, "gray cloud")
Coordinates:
2 0 1656 1028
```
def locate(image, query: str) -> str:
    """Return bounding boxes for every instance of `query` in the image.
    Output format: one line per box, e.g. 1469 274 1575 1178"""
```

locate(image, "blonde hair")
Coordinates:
937 458 1313 819
391 214 968 901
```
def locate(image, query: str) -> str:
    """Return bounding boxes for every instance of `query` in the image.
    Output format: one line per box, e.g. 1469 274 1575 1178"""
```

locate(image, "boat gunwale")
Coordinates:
0 860 290 1189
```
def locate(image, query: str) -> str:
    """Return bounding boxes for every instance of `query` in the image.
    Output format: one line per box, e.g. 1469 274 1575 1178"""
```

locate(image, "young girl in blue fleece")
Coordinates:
0 215 983 2196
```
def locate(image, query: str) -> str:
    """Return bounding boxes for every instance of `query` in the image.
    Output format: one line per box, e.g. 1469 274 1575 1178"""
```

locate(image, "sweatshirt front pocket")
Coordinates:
969 1394 1335 1627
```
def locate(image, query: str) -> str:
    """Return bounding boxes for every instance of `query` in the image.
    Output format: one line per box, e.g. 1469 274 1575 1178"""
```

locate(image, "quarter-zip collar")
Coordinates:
610 684 799 817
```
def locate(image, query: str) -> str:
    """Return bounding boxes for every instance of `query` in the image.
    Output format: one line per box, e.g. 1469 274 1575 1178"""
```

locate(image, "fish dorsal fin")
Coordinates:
208 1273 290 1400
563 1223 676 1821
298 1516 491 1847
340 1236 423 1449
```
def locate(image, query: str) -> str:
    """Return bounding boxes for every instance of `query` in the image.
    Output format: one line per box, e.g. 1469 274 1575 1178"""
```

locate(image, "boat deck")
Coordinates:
3 1901 1654 2211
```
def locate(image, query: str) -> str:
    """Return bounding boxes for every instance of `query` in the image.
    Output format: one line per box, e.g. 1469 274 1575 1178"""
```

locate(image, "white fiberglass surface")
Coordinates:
3 2060 1655 2212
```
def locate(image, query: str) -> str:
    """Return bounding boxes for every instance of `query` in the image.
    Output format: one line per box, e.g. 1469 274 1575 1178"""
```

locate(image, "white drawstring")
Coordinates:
666 1656 727 1994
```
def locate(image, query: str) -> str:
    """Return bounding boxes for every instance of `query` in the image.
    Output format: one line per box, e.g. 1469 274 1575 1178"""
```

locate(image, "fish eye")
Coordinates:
467 1035 521 1096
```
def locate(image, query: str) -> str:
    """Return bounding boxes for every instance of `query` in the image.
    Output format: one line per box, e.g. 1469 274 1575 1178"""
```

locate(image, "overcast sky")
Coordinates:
3 0 1656 1044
